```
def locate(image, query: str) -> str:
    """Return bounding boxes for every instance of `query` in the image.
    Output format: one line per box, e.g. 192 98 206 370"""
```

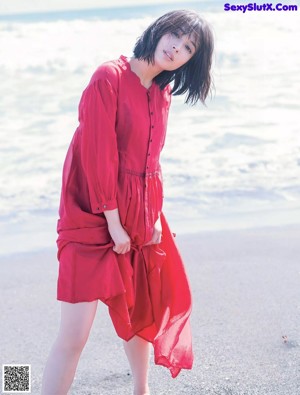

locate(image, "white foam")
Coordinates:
0 9 299 254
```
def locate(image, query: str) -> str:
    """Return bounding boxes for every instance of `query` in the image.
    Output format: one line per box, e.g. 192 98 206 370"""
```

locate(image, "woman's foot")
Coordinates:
133 385 150 395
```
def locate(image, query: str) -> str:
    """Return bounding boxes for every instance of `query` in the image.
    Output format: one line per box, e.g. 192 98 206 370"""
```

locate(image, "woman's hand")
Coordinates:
109 223 131 254
104 208 131 254
144 215 162 246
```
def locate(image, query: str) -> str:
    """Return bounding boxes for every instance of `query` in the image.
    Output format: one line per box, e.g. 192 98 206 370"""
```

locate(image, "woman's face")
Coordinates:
154 30 197 71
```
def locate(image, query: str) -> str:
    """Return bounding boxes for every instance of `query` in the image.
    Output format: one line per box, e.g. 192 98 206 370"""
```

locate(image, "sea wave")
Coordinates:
0 5 299 254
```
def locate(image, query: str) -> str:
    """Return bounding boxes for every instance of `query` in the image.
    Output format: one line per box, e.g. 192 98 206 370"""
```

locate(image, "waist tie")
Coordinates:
119 166 160 177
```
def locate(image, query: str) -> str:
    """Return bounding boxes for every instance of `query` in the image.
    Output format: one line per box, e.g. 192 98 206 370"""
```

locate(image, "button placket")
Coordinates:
146 91 153 177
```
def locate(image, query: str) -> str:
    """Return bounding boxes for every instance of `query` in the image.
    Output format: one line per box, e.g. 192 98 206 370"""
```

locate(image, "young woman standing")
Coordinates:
42 9 214 395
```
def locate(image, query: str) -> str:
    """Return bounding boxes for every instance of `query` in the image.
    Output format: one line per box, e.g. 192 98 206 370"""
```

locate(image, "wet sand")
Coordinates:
1 224 300 394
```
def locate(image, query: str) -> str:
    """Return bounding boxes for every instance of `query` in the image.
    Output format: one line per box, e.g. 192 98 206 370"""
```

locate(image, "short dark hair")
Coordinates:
133 9 214 105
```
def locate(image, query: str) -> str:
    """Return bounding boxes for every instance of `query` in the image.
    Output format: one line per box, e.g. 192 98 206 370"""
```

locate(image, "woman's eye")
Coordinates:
185 45 192 54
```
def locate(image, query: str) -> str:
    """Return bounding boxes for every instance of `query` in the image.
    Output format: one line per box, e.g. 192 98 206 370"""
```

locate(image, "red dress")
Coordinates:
56 55 193 378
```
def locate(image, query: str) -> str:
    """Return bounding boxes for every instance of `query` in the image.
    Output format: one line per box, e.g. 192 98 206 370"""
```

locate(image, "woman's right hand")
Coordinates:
108 222 131 254
103 208 131 254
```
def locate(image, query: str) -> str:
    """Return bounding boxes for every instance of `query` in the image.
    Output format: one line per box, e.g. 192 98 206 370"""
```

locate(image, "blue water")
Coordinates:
0 1 221 22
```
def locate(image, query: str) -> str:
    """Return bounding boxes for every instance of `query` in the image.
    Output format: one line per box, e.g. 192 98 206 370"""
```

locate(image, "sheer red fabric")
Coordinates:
56 55 194 377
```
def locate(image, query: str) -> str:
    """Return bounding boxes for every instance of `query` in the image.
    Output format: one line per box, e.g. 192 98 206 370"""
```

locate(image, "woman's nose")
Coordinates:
172 45 179 53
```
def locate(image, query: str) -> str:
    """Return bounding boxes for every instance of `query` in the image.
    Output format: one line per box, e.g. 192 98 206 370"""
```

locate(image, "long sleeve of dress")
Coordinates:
79 72 119 214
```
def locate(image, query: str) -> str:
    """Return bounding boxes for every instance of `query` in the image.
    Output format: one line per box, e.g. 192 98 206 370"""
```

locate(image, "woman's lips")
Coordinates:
163 50 174 61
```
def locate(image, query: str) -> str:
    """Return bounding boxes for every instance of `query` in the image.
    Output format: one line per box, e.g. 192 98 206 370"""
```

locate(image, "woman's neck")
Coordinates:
128 57 162 89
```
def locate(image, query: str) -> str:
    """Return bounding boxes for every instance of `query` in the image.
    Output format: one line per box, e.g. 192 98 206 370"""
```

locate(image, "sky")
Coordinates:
0 0 193 15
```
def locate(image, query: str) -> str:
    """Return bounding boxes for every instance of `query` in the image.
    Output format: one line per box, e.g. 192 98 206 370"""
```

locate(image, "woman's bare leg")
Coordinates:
123 336 151 395
41 300 98 395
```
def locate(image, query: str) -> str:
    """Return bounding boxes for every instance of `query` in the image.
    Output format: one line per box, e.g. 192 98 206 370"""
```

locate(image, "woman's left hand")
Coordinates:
144 215 162 245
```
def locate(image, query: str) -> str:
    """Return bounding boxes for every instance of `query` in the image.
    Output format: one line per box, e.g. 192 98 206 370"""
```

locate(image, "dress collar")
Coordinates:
118 55 155 92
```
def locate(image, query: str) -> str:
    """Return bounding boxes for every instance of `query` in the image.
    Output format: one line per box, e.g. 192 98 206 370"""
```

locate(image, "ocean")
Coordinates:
0 1 299 255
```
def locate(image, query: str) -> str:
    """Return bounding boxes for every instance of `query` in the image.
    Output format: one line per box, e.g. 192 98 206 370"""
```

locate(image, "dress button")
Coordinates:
103 204 107 209
148 153 150 156
147 166 149 169
151 125 154 128
150 139 153 142
150 112 153 115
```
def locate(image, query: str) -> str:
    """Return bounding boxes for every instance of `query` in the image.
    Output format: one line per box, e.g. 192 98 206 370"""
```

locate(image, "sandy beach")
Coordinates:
1 223 300 395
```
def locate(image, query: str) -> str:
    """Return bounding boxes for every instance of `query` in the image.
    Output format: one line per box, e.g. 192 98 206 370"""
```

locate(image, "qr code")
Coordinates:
2 364 31 393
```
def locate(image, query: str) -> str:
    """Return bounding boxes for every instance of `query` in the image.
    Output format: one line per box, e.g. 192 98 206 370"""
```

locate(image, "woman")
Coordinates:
42 9 214 395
